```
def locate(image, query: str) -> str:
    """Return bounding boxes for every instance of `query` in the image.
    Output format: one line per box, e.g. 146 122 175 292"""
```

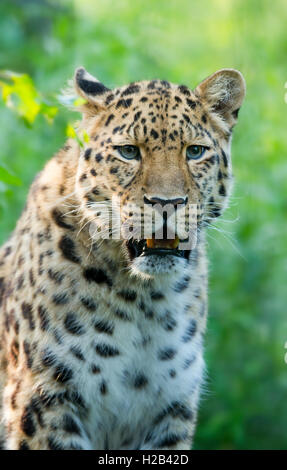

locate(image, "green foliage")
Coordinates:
0 0 286 450
0 165 21 186
0 69 59 190
0 70 58 126
66 122 90 147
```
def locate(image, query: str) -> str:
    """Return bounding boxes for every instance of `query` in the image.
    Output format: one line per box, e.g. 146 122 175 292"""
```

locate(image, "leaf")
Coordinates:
66 122 77 139
0 70 58 125
73 97 87 107
66 123 89 147
82 130 90 143
0 166 22 186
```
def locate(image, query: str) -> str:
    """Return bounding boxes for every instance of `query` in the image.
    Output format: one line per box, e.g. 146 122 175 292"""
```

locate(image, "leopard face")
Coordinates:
72 67 245 277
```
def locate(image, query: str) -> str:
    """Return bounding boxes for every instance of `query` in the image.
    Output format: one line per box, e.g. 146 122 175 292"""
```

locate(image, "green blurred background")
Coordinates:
0 0 286 449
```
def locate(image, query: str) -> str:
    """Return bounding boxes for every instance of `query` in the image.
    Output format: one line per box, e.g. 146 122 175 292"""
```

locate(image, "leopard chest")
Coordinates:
71 290 204 449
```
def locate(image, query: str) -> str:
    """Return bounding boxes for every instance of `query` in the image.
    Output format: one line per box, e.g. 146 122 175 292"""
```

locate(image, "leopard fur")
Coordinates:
0 67 245 450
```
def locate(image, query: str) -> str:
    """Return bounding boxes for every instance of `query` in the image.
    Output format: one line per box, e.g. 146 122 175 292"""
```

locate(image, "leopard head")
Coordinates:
72 67 245 278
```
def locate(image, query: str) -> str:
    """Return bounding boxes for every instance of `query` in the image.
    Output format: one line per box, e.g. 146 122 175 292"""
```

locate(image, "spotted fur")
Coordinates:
0 67 245 450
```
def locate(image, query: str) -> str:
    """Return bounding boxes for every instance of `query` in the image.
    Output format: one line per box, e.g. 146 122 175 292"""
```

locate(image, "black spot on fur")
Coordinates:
99 380 108 395
221 149 228 167
59 235 81 264
16 273 24 291
53 364 73 383
133 373 148 389
158 347 176 361
112 126 121 134
80 296 97 311
183 355 195 369
38 305 50 331
114 308 132 321
183 114 191 124
63 414 82 435
186 98 196 109
178 85 190 96
47 436 65 450
154 401 193 425
52 292 69 305
95 343 120 358
23 340 33 368
90 364 101 374
134 111 142 121
174 276 190 293
209 206 221 218
155 433 187 448
105 114 115 126
116 98 133 109
94 319 114 335
182 319 197 342
41 348 57 368
150 291 164 300
117 290 137 302
29 269 35 287
70 346 85 361
64 313 85 335
21 302 35 330
150 129 159 139
83 267 112 287
219 184 226 196
4 246 12 257
21 406 36 437
161 311 177 331
95 152 103 162
146 80 156 89
84 148 92 160
48 269 65 284
122 84 141 95
52 208 74 231
160 80 171 88
105 93 114 105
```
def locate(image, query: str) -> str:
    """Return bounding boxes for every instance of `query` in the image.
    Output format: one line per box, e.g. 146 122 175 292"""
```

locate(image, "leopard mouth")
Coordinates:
126 236 191 261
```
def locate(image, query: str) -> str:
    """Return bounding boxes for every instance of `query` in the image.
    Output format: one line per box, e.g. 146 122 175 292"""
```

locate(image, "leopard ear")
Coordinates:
74 67 111 109
194 68 246 128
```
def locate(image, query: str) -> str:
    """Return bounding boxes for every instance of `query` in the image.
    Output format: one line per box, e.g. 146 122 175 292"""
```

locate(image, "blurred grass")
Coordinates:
0 0 286 449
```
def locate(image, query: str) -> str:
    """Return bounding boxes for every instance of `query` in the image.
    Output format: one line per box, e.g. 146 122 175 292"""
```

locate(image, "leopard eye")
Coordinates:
186 145 207 160
116 145 140 160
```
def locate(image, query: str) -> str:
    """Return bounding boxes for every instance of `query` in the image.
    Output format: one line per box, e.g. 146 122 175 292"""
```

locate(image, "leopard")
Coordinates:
0 66 245 450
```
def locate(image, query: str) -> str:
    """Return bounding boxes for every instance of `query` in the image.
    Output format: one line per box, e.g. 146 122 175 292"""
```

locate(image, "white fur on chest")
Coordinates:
71 288 204 449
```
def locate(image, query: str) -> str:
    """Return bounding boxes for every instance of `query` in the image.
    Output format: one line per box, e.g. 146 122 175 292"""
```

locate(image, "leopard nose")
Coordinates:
144 195 188 208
